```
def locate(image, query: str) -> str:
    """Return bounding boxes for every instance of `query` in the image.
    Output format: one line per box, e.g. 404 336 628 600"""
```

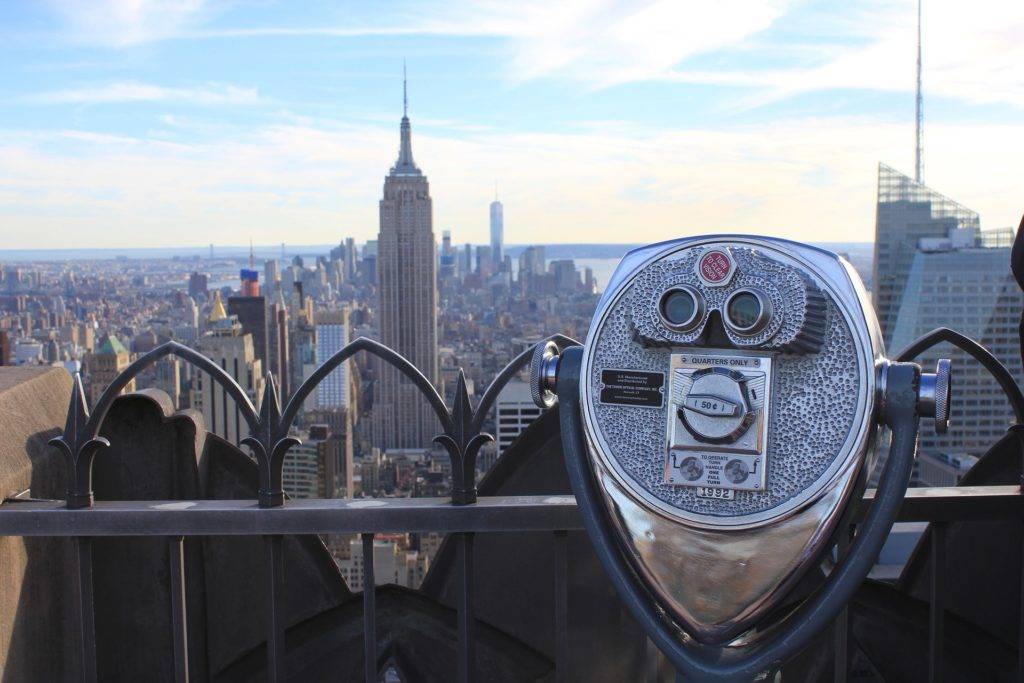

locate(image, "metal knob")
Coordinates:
918 358 952 434
530 341 561 409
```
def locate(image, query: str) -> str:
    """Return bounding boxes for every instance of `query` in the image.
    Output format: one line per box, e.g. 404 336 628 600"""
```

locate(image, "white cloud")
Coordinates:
23 82 260 105
496 0 791 87
190 1 792 88
47 0 210 47
2 115 1022 249
667 0 1024 109
42 0 1024 110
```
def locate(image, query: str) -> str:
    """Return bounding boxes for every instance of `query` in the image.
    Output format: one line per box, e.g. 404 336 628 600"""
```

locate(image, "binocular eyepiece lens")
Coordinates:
660 287 702 331
725 289 769 335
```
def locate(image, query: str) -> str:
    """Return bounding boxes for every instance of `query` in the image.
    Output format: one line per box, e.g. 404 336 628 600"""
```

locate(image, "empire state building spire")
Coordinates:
374 63 438 450
391 62 421 176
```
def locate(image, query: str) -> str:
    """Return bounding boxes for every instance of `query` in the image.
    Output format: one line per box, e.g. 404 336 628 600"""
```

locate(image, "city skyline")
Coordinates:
3 1 1023 249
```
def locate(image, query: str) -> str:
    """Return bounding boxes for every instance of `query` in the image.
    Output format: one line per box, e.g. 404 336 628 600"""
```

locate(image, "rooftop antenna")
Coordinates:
915 0 924 183
494 180 498 201
403 60 408 118
249 238 255 270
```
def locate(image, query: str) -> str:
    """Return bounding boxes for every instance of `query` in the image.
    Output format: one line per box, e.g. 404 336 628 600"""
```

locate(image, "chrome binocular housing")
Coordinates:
530 236 951 678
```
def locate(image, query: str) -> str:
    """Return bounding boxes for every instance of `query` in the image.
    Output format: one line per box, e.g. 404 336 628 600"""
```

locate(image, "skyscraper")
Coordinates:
315 308 350 410
475 245 493 279
268 288 290 399
439 230 456 280
373 72 440 449
889 237 1022 461
344 237 357 283
871 163 979 346
490 190 504 268
188 272 209 301
264 259 279 300
192 292 265 445
87 334 135 407
495 380 542 454
237 268 258 296
227 295 268 374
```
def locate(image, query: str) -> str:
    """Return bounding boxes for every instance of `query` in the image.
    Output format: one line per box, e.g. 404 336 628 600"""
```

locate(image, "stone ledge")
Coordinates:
0 366 72 500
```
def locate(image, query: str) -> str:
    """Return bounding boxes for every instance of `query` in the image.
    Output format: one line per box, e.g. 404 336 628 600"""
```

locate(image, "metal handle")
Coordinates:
529 340 561 409
918 358 952 434
556 346 921 682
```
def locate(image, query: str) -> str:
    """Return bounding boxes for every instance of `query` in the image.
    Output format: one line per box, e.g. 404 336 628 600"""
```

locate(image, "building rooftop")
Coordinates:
95 334 127 356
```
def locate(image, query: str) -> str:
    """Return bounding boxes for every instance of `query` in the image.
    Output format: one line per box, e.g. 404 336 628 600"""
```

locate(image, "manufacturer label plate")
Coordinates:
599 369 665 408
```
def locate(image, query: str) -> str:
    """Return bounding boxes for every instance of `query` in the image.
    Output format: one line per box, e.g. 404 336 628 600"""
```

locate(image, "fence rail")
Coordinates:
0 486 1021 682
0 486 1020 538
3 325 1023 681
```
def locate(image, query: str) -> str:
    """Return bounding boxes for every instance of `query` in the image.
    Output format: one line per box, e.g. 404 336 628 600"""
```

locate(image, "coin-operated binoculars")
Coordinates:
531 237 951 681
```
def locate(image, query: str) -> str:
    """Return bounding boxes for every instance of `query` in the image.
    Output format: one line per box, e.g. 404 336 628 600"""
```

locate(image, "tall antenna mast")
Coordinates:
403 60 408 118
915 0 924 183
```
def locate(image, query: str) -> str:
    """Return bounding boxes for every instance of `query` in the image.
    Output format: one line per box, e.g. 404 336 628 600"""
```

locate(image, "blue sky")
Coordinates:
1 0 1022 249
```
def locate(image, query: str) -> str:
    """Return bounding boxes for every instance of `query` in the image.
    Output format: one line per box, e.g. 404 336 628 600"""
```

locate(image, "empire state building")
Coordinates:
373 78 440 449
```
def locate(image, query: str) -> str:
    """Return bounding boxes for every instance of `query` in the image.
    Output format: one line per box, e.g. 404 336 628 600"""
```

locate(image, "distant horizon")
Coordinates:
0 240 874 263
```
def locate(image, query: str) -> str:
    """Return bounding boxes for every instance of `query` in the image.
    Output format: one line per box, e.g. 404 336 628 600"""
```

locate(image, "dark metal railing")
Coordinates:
0 327 1022 681
49 333 577 510
0 489 1019 682
24 333 579 683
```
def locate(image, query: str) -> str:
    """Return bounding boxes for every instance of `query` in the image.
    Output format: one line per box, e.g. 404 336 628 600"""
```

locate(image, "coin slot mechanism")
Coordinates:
663 350 772 493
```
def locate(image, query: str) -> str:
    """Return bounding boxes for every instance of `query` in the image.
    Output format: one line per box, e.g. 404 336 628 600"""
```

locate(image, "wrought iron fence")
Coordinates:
0 329 1021 682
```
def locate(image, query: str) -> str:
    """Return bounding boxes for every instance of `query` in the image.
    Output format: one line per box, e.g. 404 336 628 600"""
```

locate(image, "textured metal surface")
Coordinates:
529 341 560 409
574 236 893 648
917 358 952 434
626 245 827 352
560 347 923 680
934 358 951 434
582 237 876 527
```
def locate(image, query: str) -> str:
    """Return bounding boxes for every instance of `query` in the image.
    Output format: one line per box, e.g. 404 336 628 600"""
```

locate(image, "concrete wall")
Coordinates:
0 366 79 682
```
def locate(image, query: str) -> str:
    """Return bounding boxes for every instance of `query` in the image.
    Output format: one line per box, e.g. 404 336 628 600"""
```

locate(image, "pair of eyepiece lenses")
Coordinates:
658 287 770 336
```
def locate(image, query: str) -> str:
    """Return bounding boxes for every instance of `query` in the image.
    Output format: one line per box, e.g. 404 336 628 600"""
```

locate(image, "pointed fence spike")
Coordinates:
259 372 282 427
452 370 473 436
65 373 90 438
